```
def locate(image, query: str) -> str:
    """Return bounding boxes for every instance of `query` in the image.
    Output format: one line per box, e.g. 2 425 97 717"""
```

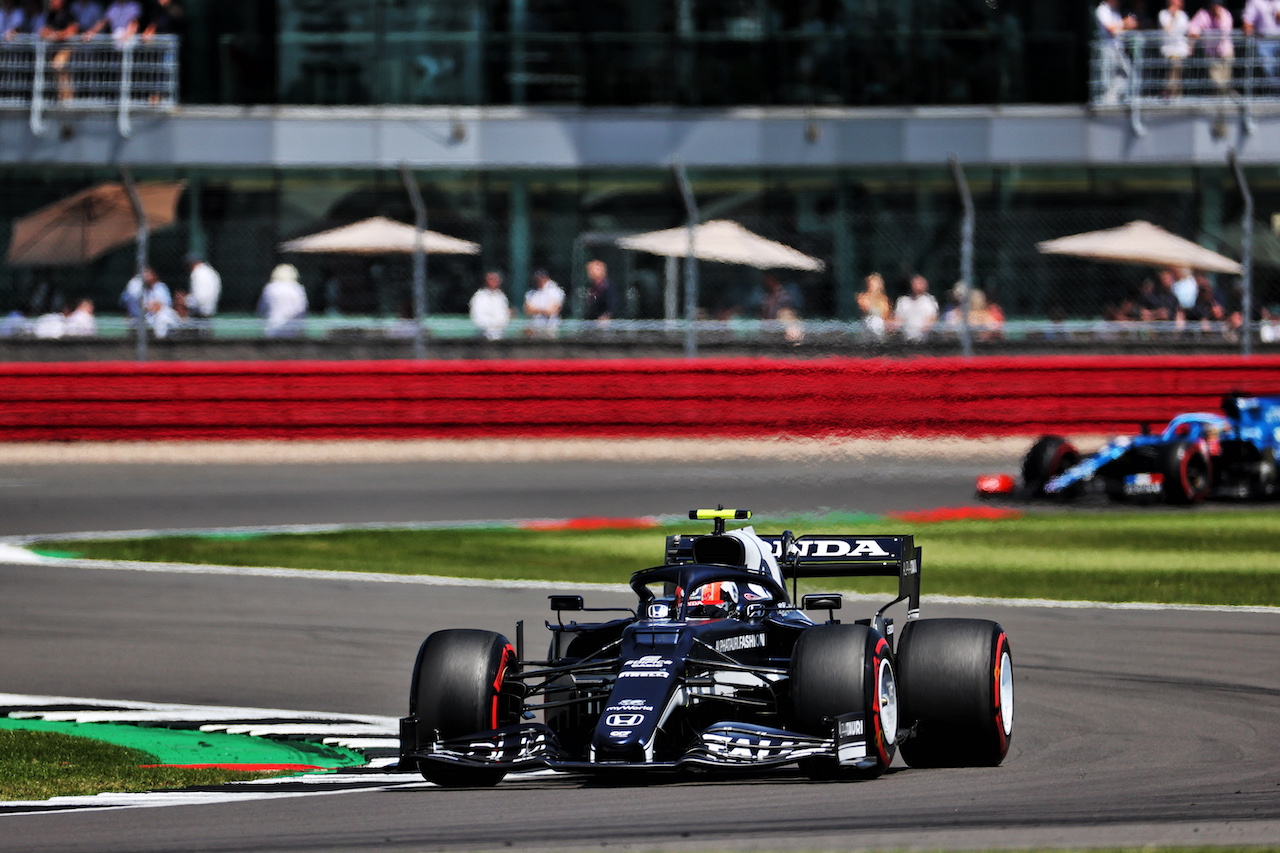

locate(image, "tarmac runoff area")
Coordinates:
0 436 1111 466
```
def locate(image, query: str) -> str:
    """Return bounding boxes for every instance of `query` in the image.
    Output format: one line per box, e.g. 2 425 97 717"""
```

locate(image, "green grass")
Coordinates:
33 510 1280 607
0 730 279 802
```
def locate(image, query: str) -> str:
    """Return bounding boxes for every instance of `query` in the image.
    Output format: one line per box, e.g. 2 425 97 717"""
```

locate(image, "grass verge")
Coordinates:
32 509 1280 607
0 729 280 802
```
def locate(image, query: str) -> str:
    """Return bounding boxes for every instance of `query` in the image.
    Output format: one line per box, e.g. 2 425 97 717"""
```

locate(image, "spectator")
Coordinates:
1096 0 1139 104
856 272 892 338
258 263 308 338
68 0 101 32
945 286 1005 341
1140 269 1182 323
1188 272 1226 329
1170 266 1197 311
1159 0 1191 98
891 274 939 342
82 0 139 46
120 265 178 338
757 273 804 344
523 267 564 338
63 298 96 336
1188 0 1235 99
2 0 27 40
583 259 616 322
469 270 510 340
39 0 79 103
1243 0 1280 90
141 0 181 41
758 273 802 319
181 253 220 319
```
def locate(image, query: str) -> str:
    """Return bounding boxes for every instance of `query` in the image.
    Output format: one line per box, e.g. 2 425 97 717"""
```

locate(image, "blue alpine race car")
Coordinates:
1007 394 1280 504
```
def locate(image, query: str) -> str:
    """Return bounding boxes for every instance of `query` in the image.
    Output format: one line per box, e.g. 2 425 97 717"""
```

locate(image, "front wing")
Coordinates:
399 714 877 775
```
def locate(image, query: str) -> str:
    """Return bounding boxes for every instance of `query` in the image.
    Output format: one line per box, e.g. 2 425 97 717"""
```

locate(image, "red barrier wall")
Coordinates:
2 356 1278 441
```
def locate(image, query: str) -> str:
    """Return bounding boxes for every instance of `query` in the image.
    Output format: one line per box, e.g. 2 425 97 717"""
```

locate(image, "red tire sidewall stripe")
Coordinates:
993 632 1009 752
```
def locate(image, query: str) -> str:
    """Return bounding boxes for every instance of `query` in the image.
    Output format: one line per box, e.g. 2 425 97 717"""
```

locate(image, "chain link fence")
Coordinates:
1 169 1276 355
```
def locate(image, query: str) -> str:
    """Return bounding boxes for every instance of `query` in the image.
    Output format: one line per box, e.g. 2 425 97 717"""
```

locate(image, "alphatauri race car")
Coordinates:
397 509 1014 786
979 394 1280 505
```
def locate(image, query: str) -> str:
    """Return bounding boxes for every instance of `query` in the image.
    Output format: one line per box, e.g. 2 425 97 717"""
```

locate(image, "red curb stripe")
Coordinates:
887 507 1023 523
518 517 660 531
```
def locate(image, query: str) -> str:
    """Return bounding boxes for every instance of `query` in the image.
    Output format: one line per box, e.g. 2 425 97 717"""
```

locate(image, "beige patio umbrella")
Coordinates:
6 181 185 266
1036 220 1243 275
278 216 479 255
617 219 825 271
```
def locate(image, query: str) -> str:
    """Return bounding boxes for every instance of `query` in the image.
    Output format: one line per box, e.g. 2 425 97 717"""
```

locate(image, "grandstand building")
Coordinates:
1 0 1277 338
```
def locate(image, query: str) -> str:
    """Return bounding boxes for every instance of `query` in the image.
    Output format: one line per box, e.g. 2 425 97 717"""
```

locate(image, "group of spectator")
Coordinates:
2 0 182 103
118 253 223 338
1 0 181 42
855 272 1004 343
1106 266 1245 336
1096 0 1280 103
467 263 582 341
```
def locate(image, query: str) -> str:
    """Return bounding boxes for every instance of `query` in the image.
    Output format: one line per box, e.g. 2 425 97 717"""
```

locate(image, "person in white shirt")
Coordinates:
1159 0 1191 98
523 268 564 338
258 263 308 337
891 274 940 342
119 265 178 338
63 298 97 336
1244 0 1280 87
183 253 221 318
1097 0 1139 104
470 270 511 340
1171 267 1198 311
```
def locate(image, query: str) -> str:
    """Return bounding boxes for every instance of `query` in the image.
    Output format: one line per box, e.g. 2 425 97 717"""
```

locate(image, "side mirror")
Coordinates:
801 593 842 624
802 593 842 611
549 594 584 613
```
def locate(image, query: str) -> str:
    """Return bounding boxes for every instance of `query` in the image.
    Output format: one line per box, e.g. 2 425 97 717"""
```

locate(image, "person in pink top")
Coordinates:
1243 0 1280 88
1189 0 1236 97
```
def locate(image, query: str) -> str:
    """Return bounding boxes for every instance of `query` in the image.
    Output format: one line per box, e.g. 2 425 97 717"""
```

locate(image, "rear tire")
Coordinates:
896 619 1013 768
790 624 896 780
1022 435 1081 498
410 629 517 787
1160 441 1211 505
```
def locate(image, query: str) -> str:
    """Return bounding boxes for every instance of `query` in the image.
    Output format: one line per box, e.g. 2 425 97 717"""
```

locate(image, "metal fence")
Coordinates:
1091 32 1280 132
0 34 179 137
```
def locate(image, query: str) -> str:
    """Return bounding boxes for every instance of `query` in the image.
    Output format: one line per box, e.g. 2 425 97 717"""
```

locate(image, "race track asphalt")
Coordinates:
1 448 1278 852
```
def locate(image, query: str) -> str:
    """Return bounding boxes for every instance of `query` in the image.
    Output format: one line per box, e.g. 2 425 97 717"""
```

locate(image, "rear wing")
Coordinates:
665 532 921 617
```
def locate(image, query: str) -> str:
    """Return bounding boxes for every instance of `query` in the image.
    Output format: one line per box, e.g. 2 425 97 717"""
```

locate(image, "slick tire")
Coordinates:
790 624 897 780
1159 440 1211 505
1022 435 1081 498
896 619 1013 768
410 629 517 787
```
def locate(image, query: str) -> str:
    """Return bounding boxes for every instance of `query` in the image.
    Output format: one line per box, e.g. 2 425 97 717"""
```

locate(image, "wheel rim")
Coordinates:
1186 455 1209 496
999 650 1014 736
877 657 898 746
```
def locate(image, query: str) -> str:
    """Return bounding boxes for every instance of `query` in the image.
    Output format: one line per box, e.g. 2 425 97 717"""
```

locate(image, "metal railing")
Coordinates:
1091 32 1280 132
0 34 178 137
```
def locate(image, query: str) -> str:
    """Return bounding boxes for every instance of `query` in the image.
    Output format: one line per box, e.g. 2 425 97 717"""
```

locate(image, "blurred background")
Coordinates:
2 0 1278 355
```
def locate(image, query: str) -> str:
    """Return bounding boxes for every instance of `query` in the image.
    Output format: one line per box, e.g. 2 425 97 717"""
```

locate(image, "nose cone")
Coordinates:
591 654 680 763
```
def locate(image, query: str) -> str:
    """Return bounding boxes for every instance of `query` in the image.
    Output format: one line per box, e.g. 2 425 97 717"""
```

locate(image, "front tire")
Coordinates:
410 629 517 787
1022 435 1081 498
790 624 896 780
1160 441 1211 505
896 619 1013 768
1249 448 1278 500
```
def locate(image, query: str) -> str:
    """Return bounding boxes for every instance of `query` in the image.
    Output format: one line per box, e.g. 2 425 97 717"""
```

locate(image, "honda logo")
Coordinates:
605 713 644 727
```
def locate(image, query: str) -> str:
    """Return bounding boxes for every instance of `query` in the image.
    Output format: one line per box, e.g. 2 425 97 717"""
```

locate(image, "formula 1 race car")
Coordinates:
979 394 1280 505
397 509 1014 786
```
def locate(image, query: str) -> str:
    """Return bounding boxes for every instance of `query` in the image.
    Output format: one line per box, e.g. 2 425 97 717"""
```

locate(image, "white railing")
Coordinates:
0 33 178 137
1091 31 1280 133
